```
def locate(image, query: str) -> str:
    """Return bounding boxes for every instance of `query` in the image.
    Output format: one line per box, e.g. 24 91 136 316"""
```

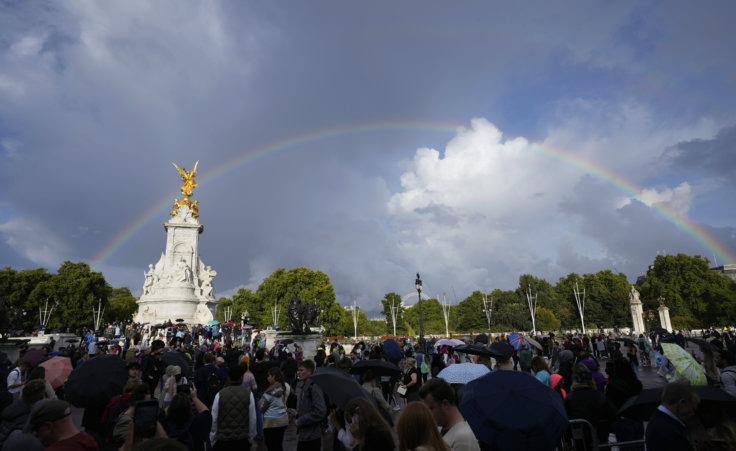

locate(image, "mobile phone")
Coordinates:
134 399 159 438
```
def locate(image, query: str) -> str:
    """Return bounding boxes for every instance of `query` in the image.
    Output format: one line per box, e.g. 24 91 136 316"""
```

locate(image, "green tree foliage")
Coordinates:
554 270 630 330
453 291 489 332
492 288 532 331
404 298 447 335
536 307 561 331
639 254 736 327
216 288 258 324
338 308 373 337
105 287 139 322
380 292 407 335
252 267 342 336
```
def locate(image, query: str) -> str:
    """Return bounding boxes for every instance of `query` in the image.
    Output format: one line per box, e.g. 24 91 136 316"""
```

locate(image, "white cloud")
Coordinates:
0 217 70 268
640 182 693 216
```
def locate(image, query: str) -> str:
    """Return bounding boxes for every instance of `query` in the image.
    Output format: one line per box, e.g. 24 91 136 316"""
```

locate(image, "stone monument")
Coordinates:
134 161 218 324
263 292 322 355
657 297 673 333
629 286 645 335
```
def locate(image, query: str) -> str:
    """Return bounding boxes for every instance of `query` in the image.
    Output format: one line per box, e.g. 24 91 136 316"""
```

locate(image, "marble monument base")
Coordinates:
263 330 323 357
135 297 216 325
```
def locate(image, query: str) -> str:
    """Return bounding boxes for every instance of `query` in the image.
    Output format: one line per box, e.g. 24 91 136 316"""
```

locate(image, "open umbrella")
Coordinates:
175 319 185 323
454 343 494 358
382 339 403 365
525 336 543 351
661 343 707 386
350 359 401 377
435 338 464 347
23 349 46 365
618 338 636 347
437 363 490 384
508 333 527 351
460 370 568 450
311 366 373 410
474 334 489 344
65 354 127 408
161 351 192 378
279 339 295 345
207 320 219 326
687 338 717 352
39 356 73 389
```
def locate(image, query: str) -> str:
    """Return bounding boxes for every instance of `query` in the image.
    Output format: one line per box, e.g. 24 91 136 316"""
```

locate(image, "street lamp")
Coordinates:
415 273 424 345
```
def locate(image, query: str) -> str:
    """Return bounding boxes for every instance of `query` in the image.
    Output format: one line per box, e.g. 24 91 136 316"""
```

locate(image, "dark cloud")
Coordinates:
666 124 736 186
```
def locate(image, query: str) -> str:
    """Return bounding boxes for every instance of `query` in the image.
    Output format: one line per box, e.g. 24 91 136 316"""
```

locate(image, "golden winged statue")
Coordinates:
171 161 200 218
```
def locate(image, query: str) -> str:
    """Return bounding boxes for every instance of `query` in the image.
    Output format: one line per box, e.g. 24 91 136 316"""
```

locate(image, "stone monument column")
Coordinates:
657 298 673 332
629 286 645 335
135 161 218 325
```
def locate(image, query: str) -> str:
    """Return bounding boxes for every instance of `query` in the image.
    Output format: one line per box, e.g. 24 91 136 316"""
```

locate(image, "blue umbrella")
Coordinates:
382 339 403 365
460 370 568 451
437 363 490 384
207 320 219 326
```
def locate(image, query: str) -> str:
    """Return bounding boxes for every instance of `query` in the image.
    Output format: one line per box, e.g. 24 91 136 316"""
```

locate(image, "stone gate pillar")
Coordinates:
658 305 672 332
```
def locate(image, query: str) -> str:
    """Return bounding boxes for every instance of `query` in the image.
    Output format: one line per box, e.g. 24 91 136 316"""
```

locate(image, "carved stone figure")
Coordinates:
176 259 193 284
287 292 321 334
200 266 216 298
143 264 157 295
629 286 641 305
171 161 200 218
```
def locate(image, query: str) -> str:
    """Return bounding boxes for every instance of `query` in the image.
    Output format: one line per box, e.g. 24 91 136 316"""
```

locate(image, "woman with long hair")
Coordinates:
344 398 395 450
397 402 451 451
260 366 289 451
531 355 552 387
401 357 422 402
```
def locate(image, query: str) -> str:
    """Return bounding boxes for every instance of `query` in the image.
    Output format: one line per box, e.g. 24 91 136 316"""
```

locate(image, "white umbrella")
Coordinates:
437 363 490 384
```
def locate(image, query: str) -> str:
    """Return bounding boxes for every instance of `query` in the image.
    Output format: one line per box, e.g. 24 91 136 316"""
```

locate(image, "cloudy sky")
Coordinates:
1 2 735 314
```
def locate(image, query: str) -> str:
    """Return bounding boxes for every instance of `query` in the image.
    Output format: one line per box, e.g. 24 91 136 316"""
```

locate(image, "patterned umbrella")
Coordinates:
437 362 490 384
435 338 464 347
525 336 543 351
661 343 707 386
508 333 527 351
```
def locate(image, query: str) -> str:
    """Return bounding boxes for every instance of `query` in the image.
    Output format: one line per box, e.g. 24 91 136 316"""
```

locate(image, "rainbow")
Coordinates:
91 120 736 267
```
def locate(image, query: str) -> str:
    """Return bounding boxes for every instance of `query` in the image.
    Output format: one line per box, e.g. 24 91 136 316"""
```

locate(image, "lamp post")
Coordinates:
415 273 424 345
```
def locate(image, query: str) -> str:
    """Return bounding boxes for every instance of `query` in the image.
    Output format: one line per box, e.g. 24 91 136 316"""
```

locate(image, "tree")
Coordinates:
453 291 488 332
380 292 406 335
105 287 138 322
491 289 530 331
536 307 561 331
404 298 447 335
216 288 259 324
254 267 342 336
639 254 736 327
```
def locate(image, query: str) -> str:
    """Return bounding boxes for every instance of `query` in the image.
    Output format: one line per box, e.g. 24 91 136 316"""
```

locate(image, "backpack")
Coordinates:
204 368 222 407
420 355 429 374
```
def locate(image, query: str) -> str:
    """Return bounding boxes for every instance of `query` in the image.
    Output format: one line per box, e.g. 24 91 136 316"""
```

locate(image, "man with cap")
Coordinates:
28 399 98 450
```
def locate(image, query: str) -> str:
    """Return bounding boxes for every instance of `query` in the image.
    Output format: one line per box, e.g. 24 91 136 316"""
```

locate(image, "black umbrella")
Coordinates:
310 366 373 410
618 338 636 347
162 351 193 377
64 354 127 408
619 386 736 421
687 338 717 352
349 359 401 377
455 343 494 358
175 318 185 323
474 334 489 344
279 339 295 345
151 340 166 351
653 327 669 335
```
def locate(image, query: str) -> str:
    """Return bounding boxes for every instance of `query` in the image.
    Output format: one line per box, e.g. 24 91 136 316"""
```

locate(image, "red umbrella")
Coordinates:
23 348 46 365
226 321 234 326
39 356 73 389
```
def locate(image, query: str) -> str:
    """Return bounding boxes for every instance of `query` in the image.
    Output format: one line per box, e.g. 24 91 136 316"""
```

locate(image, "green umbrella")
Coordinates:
661 343 707 386
207 320 219 325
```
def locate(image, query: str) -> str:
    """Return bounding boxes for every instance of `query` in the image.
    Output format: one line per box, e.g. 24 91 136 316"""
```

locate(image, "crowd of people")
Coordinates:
2 322 736 450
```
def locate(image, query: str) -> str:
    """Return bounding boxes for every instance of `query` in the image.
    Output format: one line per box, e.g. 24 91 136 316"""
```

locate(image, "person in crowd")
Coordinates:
162 365 187 408
531 356 552 387
27 366 57 400
6 359 31 401
606 357 644 443
209 365 254 450
628 345 640 379
344 397 395 451
260 367 289 451
397 401 451 451
550 341 561 371
419 378 480 451
295 359 326 451
564 364 617 446
489 342 514 370
0 379 47 447
241 360 258 393
400 357 422 403
250 348 276 441
519 345 532 373
142 349 166 397
127 362 142 384
580 357 607 392
718 349 736 397
550 374 566 400
645 381 699 451
112 383 152 445
28 399 99 450
558 343 576 392
194 353 222 408
360 370 391 417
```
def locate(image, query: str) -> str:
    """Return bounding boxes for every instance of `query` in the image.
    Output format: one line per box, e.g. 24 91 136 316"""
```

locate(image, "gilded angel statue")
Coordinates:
171 161 200 218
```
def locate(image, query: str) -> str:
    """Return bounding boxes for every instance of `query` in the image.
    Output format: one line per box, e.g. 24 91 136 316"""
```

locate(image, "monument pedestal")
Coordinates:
263 330 322 357
658 306 673 333
135 204 218 325
629 286 646 335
